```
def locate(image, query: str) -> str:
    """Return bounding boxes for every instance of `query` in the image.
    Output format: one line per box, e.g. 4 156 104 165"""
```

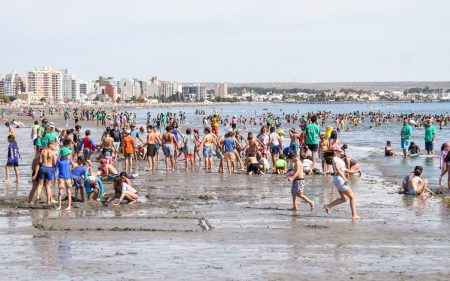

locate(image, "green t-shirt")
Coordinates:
275 159 287 168
401 125 413 140
305 123 320 145
424 124 436 142
42 131 57 148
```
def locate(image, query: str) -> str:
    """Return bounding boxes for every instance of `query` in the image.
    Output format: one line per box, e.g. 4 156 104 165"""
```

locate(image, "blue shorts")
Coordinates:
425 142 434 151
39 166 54 181
408 188 417 196
271 145 280 155
163 144 175 157
401 139 410 150
333 176 350 193
83 148 92 159
203 146 212 158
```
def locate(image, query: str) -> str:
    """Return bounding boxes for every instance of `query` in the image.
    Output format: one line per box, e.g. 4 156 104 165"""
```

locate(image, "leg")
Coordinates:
66 184 72 210
343 189 361 219
56 183 63 210
299 193 314 210
28 181 39 203
289 194 298 211
5 166 10 182
324 192 347 214
36 180 45 202
14 166 19 181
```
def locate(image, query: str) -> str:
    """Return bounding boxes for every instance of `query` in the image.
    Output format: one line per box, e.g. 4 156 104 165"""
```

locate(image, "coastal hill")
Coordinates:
194 81 450 91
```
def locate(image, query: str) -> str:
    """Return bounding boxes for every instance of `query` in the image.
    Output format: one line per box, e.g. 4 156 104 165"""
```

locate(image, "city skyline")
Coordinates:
1 0 450 82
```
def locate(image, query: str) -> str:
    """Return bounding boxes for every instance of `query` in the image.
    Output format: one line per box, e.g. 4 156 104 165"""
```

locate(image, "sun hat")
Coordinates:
330 144 343 152
278 129 285 135
60 147 72 157
193 128 199 132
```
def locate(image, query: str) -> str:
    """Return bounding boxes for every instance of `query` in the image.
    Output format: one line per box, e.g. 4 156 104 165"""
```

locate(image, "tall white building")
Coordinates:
60 69 81 102
142 77 160 98
27 67 63 102
215 83 228 98
119 78 141 100
2 71 27 96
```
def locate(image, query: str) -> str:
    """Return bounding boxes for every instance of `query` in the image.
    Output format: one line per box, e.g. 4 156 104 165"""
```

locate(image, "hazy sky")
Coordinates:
1 0 449 82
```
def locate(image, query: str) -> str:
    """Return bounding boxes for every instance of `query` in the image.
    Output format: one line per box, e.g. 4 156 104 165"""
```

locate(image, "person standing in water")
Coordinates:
400 120 414 157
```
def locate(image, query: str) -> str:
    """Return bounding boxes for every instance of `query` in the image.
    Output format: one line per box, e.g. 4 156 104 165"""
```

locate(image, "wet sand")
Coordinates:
1 106 449 280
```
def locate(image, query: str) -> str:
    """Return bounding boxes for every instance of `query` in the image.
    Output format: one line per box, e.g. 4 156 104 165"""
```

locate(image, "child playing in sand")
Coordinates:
5 135 21 182
324 144 361 219
287 151 314 211
72 157 88 202
274 154 287 174
105 176 138 206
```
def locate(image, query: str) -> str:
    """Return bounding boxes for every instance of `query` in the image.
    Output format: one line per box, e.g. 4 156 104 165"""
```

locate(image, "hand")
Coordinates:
288 177 292 181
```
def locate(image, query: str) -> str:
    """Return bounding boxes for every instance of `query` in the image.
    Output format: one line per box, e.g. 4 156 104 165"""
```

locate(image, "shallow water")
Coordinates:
0 103 449 280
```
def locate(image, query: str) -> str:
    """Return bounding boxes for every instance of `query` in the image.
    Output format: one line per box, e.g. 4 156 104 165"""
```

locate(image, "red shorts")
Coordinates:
184 154 193 158
212 126 219 134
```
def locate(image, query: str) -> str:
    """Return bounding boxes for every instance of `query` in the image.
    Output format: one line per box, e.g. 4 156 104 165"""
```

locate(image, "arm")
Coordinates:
115 185 127 205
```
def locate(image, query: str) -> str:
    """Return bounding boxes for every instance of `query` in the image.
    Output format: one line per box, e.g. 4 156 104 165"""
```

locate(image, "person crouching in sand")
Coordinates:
402 166 430 196
105 176 138 206
287 151 314 211
324 144 361 219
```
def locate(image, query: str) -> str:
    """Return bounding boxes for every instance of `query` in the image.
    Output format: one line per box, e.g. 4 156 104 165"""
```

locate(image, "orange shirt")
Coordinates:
8 127 15 137
122 135 135 154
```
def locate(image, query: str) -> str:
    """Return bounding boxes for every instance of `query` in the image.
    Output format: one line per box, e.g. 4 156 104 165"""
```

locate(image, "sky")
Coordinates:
1 0 449 82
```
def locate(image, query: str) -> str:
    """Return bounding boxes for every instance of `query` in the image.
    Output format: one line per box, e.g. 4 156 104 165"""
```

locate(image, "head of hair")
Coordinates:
413 166 423 177
119 171 128 178
387 140 391 145
279 154 286 160
186 128 192 135
113 176 123 195
270 127 275 133
311 115 317 123
330 130 338 140
75 125 81 131
85 130 91 136
341 144 348 150
204 127 211 133
287 151 298 159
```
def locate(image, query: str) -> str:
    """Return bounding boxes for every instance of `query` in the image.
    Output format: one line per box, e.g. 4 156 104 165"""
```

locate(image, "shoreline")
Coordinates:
1 100 449 110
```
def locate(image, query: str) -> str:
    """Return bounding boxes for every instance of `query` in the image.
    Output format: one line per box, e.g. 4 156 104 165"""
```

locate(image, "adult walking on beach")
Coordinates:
305 115 320 171
401 120 414 157
423 119 437 155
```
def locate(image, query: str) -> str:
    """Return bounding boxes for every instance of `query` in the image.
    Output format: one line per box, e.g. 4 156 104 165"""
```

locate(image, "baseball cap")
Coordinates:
49 122 55 128
60 147 72 157
330 144 343 152
193 128 199 132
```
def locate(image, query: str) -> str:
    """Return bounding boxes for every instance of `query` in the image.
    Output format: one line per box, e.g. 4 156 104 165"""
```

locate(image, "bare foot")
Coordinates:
352 215 362 220
309 201 315 210
324 205 330 214
289 207 298 211
65 207 71 211
56 206 61 211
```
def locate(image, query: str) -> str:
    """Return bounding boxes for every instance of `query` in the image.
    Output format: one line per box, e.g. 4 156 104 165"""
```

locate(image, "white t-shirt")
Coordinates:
269 132 280 146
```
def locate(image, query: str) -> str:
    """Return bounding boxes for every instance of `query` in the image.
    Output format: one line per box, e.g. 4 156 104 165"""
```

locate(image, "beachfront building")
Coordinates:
119 78 142 101
27 67 63 103
215 83 228 98
1 71 27 96
182 84 206 101
159 80 181 102
60 69 81 102
142 77 160 98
